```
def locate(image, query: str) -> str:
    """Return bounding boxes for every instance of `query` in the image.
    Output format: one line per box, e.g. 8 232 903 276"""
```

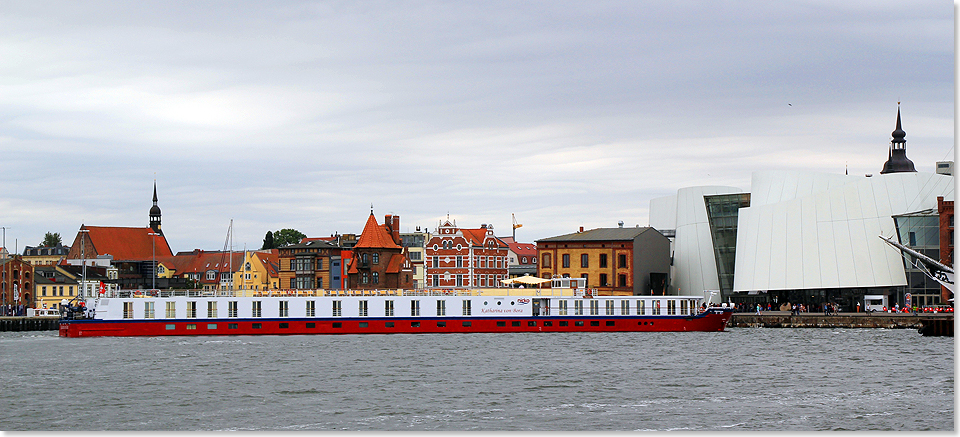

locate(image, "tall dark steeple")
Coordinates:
149 180 163 235
880 104 917 174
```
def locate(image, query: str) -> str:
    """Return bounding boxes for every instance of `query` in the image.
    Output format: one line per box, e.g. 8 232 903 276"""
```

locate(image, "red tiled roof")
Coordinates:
160 250 244 283
460 228 486 246
77 226 173 261
500 237 537 256
386 254 405 274
354 214 399 249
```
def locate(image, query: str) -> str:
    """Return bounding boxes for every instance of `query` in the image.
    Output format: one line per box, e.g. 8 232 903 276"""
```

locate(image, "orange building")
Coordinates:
537 226 670 296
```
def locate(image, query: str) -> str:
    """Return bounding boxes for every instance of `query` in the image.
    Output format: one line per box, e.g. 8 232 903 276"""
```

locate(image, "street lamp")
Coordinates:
78 228 89 298
148 232 159 291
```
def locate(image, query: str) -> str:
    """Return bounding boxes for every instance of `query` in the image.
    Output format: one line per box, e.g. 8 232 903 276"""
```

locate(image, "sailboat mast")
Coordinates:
229 219 233 291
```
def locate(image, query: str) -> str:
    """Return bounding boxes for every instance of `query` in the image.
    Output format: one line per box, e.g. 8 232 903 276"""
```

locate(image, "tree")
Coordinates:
41 232 61 247
273 229 306 247
261 231 276 250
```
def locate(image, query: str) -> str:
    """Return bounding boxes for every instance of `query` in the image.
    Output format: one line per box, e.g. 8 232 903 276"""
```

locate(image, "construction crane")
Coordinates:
512 214 522 240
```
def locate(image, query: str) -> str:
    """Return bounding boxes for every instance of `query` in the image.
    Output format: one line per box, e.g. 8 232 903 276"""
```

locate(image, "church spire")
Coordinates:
149 180 163 235
880 103 917 174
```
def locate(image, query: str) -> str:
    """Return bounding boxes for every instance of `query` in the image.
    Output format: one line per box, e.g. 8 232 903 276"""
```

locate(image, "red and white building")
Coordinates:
425 220 509 288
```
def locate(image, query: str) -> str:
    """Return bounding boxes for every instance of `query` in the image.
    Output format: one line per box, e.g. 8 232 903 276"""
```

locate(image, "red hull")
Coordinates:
59 311 732 337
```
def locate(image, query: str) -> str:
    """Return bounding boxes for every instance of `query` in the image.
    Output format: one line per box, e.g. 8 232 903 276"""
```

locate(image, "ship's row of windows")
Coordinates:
554 299 693 316
125 299 474 319
160 319 657 331
124 298 696 319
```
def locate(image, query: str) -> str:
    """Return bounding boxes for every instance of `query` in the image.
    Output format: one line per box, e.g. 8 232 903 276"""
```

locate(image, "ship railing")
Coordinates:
401 289 471 297
103 289 222 299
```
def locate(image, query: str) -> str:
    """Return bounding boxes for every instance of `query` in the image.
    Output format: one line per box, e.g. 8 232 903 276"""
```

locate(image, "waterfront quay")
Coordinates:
0 316 59 332
730 311 952 331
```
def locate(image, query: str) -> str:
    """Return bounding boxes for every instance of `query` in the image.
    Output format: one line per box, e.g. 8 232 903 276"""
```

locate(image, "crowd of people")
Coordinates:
742 302 843 315
0 304 28 316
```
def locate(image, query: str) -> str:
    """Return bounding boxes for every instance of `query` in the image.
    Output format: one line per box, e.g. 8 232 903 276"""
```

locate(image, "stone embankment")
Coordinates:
730 311 952 331
0 317 60 332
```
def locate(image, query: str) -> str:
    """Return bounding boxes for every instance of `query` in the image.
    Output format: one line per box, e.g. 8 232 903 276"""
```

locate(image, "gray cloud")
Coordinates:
0 0 952 251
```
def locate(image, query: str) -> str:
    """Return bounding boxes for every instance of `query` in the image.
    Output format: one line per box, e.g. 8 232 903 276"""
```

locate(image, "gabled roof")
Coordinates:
499 237 536 256
354 214 400 249
385 254 406 274
160 250 245 283
537 227 659 243
253 250 280 277
460 228 487 246
70 226 173 261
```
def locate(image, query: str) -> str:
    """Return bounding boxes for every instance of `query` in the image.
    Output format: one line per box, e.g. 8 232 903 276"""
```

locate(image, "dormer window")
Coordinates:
206 270 217 280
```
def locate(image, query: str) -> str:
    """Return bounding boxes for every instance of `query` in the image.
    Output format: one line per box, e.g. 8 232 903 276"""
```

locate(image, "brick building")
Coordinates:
537 226 670 296
0 256 34 315
346 212 414 290
425 220 509 288
938 196 954 302
65 183 175 289
278 240 342 291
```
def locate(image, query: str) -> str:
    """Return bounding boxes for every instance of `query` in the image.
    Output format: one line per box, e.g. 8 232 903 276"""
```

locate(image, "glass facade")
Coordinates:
704 193 751 301
893 210 942 307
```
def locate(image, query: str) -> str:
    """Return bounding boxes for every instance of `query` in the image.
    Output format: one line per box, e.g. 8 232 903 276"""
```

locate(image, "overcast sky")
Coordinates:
1 1 954 253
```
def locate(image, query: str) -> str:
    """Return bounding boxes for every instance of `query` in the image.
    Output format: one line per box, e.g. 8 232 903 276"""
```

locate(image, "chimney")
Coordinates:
579 226 584 233
386 214 401 245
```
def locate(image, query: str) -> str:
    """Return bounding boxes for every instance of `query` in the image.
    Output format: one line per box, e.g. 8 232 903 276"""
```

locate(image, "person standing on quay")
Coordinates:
756 303 762 315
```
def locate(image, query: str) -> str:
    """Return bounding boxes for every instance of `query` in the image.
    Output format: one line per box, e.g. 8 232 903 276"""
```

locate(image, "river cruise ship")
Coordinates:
59 279 733 337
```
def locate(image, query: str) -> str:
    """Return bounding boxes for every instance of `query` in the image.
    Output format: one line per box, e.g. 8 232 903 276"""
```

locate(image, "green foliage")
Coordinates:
272 228 306 247
261 231 276 250
41 232 61 247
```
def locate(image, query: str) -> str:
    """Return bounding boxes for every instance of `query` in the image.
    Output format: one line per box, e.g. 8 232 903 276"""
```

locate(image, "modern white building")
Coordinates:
649 108 955 309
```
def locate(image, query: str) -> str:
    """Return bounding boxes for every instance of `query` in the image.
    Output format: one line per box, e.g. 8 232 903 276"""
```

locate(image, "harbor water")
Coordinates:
1 327 953 431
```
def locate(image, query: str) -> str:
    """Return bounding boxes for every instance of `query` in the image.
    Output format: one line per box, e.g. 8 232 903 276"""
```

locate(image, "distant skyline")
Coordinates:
1 1 954 253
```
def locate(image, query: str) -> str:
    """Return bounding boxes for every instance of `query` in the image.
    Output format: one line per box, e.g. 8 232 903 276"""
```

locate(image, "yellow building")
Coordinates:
234 250 280 296
33 265 116 309
22 244 71 266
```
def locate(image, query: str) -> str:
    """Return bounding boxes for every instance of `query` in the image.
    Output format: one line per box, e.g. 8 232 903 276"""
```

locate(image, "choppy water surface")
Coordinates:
1 328 953 431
